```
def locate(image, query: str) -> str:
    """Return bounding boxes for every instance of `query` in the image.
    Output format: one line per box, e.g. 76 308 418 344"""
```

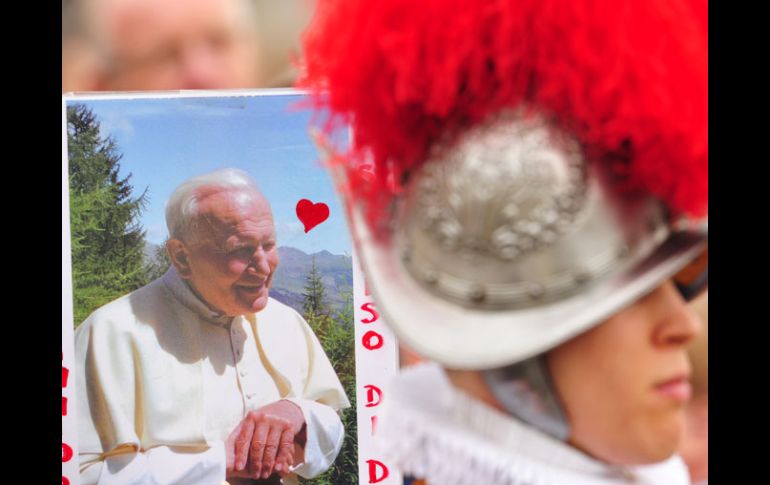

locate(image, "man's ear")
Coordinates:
167 238 193 278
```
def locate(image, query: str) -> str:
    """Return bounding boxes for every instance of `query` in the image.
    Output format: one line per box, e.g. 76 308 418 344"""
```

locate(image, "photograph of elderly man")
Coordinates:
66 94 354 485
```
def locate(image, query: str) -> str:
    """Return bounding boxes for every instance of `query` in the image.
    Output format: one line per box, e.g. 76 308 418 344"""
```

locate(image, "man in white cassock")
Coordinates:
75 168 350 485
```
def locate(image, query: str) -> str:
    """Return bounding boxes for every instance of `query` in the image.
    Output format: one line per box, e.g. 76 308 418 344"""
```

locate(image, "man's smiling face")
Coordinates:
173 188 279 316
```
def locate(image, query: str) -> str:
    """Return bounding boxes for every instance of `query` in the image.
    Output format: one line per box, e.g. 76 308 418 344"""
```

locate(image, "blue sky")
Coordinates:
67 92 352 256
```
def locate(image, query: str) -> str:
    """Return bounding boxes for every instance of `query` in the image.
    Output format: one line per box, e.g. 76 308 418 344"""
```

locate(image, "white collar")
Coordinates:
161 267 235 328
377 363 691 485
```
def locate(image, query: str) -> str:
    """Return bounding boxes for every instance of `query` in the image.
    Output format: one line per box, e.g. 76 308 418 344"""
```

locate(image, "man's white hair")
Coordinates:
165 168 264 240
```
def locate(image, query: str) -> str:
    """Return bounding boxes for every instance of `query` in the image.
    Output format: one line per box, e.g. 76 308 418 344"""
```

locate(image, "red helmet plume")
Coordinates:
300 0 708 227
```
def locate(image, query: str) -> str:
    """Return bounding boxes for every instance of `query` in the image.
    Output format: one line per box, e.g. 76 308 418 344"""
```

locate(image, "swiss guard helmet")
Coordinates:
300 0 707 371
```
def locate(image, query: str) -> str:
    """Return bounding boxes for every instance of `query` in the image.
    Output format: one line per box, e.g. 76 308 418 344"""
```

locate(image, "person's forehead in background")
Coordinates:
73 0 261 91
62 0 319 91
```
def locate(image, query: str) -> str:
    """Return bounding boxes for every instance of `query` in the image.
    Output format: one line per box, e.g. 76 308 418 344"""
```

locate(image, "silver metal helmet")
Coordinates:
351 110 707 370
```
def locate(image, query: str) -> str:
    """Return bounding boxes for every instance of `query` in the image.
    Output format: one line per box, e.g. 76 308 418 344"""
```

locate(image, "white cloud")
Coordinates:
178 98 248 117
99 113 135 141
145 223 169 245
277 221 304 240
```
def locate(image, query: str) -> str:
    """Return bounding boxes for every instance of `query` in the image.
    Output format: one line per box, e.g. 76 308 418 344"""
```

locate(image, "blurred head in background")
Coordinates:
62 0 262 91
250 0 314 88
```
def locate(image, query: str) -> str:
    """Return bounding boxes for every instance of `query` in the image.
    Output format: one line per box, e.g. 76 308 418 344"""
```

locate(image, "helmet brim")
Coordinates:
355 210 707 370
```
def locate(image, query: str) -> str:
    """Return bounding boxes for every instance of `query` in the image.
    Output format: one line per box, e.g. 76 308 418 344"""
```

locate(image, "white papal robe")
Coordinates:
75 268 351 485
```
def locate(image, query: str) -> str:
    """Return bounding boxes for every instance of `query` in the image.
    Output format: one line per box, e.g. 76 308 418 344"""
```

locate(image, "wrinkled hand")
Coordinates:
225 400 306 480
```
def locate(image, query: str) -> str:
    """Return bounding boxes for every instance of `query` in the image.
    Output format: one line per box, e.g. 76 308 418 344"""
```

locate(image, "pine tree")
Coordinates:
302 291 358 485
145 239 172 281
68 103 149 326
299 256 357 485
302 257 329 317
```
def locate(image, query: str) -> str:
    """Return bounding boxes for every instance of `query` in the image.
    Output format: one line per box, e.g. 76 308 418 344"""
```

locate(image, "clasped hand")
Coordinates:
225 400 306 480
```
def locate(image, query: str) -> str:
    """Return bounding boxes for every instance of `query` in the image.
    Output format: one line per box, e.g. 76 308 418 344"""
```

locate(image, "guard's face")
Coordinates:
174 189 279 316
547 281 702 465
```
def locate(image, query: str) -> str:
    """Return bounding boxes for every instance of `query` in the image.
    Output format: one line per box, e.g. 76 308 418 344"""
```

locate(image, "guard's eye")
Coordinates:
673 246 708 302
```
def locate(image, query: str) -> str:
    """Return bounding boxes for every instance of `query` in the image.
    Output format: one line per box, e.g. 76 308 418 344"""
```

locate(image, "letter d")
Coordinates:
367 459 390 483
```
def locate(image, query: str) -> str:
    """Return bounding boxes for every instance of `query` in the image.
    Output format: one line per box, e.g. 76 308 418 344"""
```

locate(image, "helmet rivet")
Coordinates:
527 283 545 299
468 284 486 303
423 269 439 285
616 244 630 259
573 272 590 285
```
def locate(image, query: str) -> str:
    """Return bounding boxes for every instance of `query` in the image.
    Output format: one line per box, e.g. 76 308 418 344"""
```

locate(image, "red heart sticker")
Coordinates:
296 199 330 233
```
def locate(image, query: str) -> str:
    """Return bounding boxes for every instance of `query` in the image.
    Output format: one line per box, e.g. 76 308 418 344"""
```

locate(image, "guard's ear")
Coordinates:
166 238 193 278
